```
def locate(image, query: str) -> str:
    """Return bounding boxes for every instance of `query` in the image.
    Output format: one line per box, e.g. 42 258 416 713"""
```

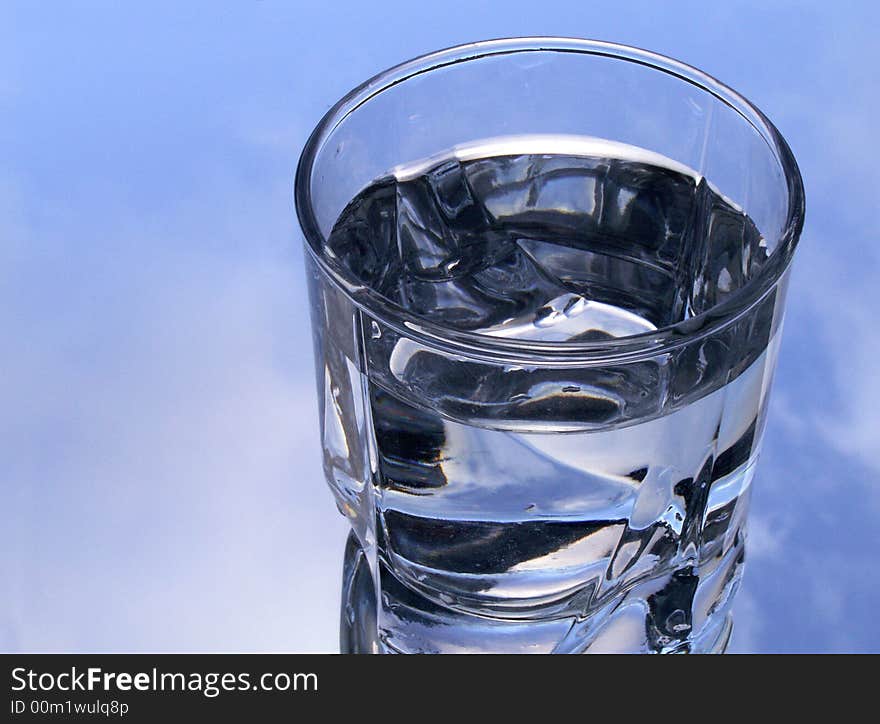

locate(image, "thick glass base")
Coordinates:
340 531 736 654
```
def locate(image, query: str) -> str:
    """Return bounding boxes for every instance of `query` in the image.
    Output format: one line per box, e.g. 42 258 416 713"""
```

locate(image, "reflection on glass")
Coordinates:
299 39 803 653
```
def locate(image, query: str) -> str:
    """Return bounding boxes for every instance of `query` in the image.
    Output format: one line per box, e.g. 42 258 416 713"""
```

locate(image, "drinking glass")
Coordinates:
295 38 804 653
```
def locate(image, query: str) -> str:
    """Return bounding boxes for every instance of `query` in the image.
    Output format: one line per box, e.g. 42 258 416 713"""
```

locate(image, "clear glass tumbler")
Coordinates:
295 38 804 654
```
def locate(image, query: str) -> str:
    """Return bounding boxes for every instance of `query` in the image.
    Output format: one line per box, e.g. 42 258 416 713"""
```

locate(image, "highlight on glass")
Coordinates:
295 38 804 654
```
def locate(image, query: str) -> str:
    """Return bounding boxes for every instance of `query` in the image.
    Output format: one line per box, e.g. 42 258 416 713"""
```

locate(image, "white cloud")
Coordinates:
0 242 348 652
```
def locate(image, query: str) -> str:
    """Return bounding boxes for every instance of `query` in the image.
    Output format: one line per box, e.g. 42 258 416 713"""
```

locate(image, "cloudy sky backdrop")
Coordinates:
2 1 878 652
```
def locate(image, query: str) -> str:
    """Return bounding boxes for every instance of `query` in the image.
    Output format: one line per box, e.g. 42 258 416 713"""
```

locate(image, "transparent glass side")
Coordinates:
307 249 788 652
299 40 801 654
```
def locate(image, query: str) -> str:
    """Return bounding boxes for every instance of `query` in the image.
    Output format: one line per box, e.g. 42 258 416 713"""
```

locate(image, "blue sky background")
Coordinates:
1 1 878 653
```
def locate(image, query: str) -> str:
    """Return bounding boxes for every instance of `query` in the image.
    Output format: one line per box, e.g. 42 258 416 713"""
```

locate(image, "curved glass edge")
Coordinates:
294 37 805 365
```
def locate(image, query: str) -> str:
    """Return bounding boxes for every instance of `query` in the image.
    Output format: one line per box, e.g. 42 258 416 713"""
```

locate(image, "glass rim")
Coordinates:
295 37 805 364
